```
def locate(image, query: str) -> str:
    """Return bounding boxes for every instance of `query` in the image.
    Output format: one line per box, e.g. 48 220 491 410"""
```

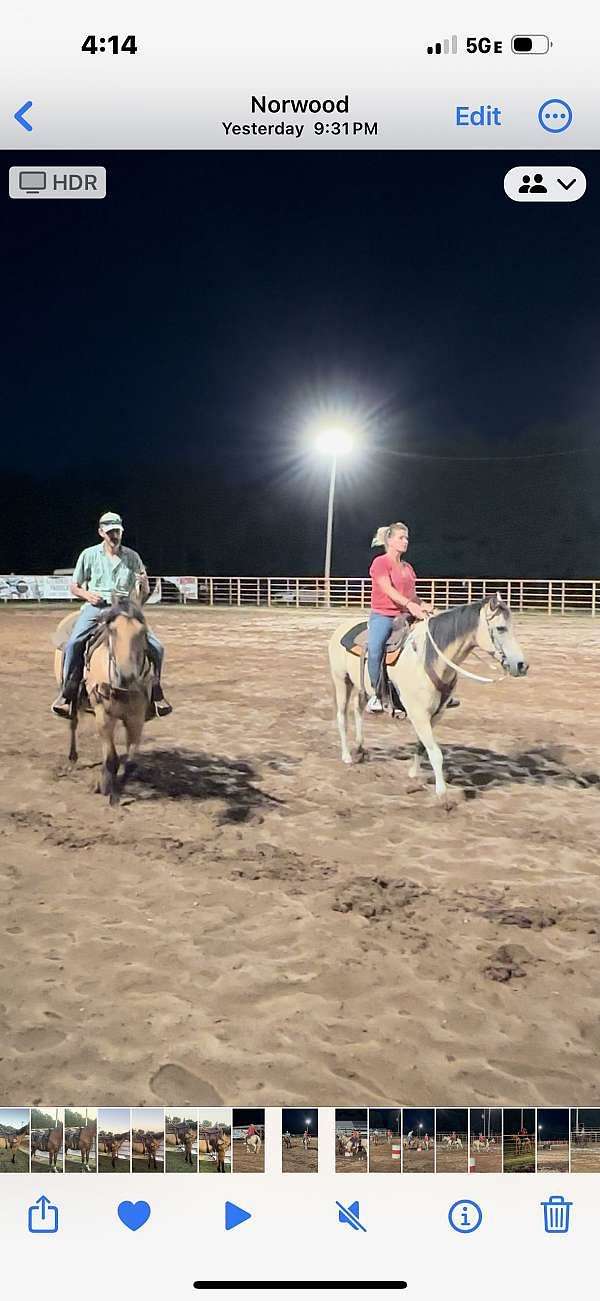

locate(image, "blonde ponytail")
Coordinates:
371 522 408 549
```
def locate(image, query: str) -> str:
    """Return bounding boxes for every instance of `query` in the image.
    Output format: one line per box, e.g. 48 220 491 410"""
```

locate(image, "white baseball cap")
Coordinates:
99 511 124 532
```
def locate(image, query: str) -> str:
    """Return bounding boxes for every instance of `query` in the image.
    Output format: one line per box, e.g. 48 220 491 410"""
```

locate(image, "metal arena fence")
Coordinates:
2 575 600 614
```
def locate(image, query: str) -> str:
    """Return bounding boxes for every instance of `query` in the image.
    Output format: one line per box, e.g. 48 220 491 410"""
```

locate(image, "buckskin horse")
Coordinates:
31 1122 63 1172
54 599 153 804
328 593 528 804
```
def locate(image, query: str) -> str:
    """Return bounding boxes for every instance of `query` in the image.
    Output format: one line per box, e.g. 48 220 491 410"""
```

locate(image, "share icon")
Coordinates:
336 1200 367 1232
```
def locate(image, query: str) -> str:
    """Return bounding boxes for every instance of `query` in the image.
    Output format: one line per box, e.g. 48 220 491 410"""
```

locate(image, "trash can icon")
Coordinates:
541 1194 572 1234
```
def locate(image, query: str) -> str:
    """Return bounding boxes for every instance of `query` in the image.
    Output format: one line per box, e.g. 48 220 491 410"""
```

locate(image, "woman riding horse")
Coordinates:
366 522 432 712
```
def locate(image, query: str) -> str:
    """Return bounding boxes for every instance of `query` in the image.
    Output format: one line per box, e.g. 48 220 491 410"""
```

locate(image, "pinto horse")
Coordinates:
54 600 153 804
329 593 529 804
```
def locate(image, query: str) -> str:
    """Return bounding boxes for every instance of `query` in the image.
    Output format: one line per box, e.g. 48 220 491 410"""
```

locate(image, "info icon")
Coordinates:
448 1199 483 1234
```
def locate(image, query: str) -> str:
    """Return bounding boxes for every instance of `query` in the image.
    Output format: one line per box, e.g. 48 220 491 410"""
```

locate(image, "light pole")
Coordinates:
314 427 354 607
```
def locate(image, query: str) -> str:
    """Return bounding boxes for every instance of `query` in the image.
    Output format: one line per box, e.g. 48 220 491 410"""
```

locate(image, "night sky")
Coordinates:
282 1108 318 1135
435 1109 467 1136
403 1109 434 1135
4 150 599 577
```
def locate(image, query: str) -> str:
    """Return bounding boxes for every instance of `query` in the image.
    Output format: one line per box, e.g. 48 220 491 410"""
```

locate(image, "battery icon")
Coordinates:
512 35 551 53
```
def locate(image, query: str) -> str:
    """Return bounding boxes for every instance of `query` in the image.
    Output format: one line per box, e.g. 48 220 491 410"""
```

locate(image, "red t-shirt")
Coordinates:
369 553 417 615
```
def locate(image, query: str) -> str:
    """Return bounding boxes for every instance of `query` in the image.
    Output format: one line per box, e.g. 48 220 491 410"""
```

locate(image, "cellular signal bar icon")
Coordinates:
427 36 458 54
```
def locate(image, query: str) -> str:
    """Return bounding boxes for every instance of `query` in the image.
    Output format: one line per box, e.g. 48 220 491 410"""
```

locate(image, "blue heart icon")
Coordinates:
117 1200 151 1231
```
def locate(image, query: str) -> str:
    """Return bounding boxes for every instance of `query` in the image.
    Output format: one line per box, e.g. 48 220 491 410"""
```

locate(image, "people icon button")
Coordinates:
504 166 586 203
448 1199 483 1234
518 173 547 194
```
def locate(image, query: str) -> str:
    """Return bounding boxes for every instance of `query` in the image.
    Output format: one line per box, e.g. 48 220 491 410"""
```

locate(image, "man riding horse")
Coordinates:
52 511 172 719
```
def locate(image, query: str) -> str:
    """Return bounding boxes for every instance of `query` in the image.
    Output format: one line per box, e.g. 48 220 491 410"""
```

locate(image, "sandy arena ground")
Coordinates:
282 1139 318 1173
434 1143 468 1173
368 1140 401 1173
402 1146 434 1173
0 606 599 1105
467 1146 502 1173
570 1143 600 1173
232 1137 265 1173
335 1146 368 1173
536 1142 569 1172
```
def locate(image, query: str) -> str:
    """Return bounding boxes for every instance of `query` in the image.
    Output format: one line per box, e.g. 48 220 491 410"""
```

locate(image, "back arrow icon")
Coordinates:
14 101 33 131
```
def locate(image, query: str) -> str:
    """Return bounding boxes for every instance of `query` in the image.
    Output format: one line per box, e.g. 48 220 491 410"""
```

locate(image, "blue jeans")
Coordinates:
367 613 396 694
62 602 164 685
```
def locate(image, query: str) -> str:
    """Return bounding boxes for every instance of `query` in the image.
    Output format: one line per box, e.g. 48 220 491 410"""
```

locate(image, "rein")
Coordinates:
424 613 506 685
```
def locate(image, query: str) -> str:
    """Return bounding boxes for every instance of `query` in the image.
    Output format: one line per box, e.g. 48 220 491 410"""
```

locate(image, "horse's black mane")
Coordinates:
102 599 146 625
424 597 509 670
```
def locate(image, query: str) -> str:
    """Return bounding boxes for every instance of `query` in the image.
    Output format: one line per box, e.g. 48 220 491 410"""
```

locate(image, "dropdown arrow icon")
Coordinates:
557 177 576 190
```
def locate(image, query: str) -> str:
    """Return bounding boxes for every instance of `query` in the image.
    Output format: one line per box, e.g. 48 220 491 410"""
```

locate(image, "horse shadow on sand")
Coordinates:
370 742 600 797
118 748 283 822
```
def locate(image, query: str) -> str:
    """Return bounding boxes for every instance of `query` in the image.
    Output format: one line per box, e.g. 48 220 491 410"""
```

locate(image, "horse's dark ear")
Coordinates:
489 591 499 612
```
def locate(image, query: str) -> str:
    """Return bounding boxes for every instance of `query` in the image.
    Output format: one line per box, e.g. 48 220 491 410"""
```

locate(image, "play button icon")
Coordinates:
225 1201 252 1231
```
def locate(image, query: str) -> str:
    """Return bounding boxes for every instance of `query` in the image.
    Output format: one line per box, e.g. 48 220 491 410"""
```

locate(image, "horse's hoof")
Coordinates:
342 754 353 765
353 747 366 764
406 781 425 795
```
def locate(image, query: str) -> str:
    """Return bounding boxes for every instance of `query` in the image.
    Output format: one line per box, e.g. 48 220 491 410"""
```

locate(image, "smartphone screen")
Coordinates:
1 5 597 1298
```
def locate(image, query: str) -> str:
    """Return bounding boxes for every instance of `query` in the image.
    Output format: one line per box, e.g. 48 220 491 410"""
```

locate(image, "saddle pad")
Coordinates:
342 616 410 664
340 620 367 651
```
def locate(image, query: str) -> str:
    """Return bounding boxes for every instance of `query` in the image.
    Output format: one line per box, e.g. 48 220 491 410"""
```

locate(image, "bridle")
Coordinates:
105 617 151 698
424 605 508 685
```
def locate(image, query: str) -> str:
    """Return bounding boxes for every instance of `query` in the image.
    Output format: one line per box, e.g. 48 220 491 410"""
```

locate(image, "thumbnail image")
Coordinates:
403 1110 434 1173
536 1110 569 1174
198 1109 232 1173
64 1108 97 1172
435 1109 468 1173
132 1108 165 1172
0 1109 30 1173
166 1110 198 1173
31 1108 64 1173
368 1110 402 1173
282 1108 318 1173
571 1109 600 1172
335 1109 368 1173
232 1110 265 1173
503 1109 536 1173
469 1108 502 1173
98 1108 131 1173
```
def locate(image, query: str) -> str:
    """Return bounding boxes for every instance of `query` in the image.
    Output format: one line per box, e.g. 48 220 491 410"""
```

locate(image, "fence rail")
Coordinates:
1 575 599 614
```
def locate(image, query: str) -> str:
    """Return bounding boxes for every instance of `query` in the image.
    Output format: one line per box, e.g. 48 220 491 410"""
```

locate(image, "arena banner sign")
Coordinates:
0 574 74 601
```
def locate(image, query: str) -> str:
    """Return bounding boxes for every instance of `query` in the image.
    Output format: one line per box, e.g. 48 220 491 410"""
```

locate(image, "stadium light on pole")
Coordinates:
314 426 354 606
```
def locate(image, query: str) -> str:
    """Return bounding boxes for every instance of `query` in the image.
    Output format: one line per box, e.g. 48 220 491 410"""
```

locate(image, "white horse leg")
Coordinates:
334 675 353 764
407 712 447 799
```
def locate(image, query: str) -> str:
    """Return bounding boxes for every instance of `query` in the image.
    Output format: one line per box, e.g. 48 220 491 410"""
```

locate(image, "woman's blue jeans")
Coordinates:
367 613 396 694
